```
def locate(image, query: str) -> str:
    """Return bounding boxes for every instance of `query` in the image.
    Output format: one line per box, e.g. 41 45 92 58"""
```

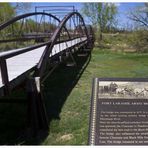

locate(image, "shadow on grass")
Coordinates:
44 53 91 121
0 53 91 145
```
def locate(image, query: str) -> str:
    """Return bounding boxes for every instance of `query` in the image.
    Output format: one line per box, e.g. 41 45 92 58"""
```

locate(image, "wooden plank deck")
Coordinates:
0 37 87 90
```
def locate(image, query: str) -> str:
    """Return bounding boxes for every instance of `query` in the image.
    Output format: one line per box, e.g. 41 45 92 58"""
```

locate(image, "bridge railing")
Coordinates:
0 12 61 52
35 12 90 77
0 12 60 93
0 36 82 93
0 11 94 95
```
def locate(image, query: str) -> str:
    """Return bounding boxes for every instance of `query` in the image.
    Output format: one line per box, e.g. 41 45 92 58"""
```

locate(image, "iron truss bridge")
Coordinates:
0 6 95 132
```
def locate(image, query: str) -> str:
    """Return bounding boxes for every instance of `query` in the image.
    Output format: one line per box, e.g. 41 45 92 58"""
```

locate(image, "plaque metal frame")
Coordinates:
88 78 148 145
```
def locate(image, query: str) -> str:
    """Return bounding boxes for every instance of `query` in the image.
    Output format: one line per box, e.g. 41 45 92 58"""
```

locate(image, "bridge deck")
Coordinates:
0 37 87 90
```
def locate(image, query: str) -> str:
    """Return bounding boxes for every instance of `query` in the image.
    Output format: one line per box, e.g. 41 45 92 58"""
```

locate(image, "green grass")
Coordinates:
0 48 148 145
42 49 148 145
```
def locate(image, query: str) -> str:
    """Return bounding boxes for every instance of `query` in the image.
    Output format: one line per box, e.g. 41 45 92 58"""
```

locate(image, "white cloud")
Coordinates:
114 3 121 7
107 2 121 7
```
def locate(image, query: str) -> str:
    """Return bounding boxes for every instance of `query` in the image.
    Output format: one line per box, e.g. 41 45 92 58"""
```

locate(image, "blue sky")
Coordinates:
13 2 145 28
117 3 145 28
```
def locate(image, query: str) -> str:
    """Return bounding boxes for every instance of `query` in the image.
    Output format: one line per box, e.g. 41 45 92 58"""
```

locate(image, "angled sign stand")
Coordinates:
89 78 148 145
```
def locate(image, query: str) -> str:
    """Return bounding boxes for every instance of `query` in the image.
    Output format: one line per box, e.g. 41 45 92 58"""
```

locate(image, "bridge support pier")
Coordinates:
27 77 48 136
77 46 90 57
66 53 77 67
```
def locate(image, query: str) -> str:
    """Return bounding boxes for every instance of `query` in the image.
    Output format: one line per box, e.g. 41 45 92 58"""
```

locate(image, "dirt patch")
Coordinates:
124 48 137 53
58 134 73 142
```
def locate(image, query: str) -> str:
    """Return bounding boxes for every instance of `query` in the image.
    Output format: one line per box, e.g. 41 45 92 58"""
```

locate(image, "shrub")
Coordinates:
129 30 148 53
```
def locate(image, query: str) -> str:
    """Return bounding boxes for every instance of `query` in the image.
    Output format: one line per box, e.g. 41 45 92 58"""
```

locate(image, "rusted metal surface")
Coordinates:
0 59 9 94
0 6 95 132
35 11 90 77
0 12 59 30
0 7 95 97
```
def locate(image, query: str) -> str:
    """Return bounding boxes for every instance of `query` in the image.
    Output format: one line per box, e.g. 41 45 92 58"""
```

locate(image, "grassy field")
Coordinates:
0 48 148 145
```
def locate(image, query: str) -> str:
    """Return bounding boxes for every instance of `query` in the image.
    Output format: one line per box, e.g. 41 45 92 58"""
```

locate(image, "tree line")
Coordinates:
0 3 147 52
0 3 31 23
0 3 57 39
82 3 148 36
82 3 148 52
82 3 118 41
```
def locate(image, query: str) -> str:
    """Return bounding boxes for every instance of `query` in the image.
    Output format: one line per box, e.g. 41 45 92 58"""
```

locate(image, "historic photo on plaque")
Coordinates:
99 81 148 99
89 78 148 145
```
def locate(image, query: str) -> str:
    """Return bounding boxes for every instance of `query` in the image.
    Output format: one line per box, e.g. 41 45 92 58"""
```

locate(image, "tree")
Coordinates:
128 3 148 53
82 3 117 40
12 3 32 14
82 3 99 27
129 3 148 28
0 3 31 24
0 3 15 23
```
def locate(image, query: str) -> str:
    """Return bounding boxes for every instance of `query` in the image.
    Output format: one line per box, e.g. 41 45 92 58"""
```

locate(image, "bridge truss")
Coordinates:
0 6 95 133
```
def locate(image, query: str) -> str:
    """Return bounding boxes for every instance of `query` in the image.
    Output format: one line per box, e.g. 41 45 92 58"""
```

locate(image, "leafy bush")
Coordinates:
129 30 148 53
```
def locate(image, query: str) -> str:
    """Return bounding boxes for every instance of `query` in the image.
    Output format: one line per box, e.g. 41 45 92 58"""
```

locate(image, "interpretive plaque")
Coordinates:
89 78 148 145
